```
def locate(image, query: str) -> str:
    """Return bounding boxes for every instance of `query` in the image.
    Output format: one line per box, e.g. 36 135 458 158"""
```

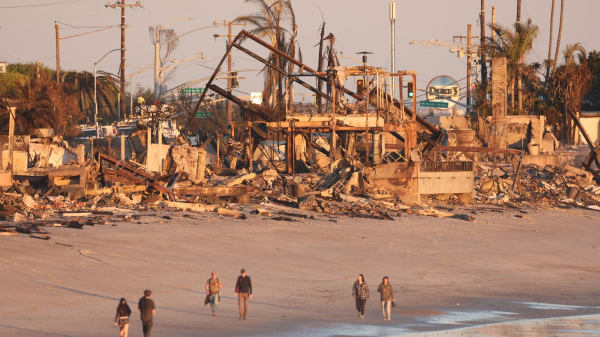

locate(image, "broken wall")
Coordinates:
580 112 600 145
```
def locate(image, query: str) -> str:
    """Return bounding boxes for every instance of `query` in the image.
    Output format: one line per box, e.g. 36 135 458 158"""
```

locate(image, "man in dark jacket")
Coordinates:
138 289 155 337
234 269 252 320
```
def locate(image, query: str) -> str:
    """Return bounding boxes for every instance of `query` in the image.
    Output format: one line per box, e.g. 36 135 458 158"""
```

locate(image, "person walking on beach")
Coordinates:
377 276 395 321
234 269 253 320
138 289 155 337
114 298 131 337
206 271 222 316
352 274 369 318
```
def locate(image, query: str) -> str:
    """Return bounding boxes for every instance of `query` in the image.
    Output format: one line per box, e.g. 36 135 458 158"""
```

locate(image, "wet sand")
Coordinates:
0 204 599 336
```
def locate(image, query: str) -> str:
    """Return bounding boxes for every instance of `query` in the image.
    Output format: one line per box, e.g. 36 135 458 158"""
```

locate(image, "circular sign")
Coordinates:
426 75 461 110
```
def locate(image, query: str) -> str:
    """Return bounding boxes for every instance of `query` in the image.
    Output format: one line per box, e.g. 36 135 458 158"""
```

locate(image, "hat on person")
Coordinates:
241 269 246 273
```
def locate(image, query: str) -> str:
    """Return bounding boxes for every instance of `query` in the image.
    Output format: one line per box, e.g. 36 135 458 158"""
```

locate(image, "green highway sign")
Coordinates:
420 101 449 108
194 111 214 118
181 87 205 94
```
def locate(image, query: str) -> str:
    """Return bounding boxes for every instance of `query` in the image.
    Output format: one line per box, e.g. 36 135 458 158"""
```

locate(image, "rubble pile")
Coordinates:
476 162 600 209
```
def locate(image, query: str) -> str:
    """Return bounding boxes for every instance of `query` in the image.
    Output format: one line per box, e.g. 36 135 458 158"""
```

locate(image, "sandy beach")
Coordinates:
1 203 599 336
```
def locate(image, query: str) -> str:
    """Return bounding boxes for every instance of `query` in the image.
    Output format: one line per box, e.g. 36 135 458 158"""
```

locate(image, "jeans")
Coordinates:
355 298 367 315
382 300 391 319
239 292 250 318
209 293 220 313
142 320 153 337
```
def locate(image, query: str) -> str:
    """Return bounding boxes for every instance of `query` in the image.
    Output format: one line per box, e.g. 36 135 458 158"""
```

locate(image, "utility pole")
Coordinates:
453 25 474 116
467 24 472 116
492 6 496 42
480 0 487 88
390 0 396 96
214 20 246 128
55 22 60 83
55 23 121 85
106 0 143 123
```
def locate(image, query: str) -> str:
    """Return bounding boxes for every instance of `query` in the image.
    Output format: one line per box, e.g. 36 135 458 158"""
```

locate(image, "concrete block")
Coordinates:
1 150 28 173
0 171 12 188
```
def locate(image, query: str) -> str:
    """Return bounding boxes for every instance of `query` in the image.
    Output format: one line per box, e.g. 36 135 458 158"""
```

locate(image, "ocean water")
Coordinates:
256 302 600 337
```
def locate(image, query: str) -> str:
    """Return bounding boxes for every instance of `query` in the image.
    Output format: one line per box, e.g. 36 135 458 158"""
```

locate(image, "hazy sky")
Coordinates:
1 0 599 106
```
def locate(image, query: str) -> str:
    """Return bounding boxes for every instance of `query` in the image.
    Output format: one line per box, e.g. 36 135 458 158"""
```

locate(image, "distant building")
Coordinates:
0 61 7 73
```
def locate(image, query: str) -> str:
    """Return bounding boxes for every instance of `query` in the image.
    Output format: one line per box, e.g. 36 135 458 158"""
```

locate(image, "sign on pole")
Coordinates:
181 88 205 95
426 75 461 110
194 111 214 118
420 101 449 108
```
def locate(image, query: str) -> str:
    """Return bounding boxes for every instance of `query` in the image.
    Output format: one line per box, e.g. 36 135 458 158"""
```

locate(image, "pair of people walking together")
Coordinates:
352 274 395 320
114 290 155 337
205 269 253 320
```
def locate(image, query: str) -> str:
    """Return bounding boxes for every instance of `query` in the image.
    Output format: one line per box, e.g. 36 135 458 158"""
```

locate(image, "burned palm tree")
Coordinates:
235 0 300 112
62 71 120 124
488 18 539 113
547 43 593 144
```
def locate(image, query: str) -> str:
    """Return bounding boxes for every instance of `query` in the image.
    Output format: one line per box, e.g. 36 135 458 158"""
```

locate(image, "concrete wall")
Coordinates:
0 150 28 174
421 115 470 130
147 143 171 173
418 171 475 195
580 114 600 145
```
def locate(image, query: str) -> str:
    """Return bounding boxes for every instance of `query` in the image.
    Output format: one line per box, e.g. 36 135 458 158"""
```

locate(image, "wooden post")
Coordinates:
196 149 206 183
89 137 94 162
248 126 253 170
121 133 125 160
158 124 163 173
7 107 16 173
147 127 152 169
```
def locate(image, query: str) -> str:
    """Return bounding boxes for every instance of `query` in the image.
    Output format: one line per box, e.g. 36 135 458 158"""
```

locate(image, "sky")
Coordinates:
1 0 599 108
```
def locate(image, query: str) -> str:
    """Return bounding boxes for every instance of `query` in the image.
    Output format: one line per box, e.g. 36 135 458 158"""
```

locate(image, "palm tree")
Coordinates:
545 0 556 82
488 18 539 113
62 71 120 124
552 0 565 72
235 0 298 111
546 43 593 144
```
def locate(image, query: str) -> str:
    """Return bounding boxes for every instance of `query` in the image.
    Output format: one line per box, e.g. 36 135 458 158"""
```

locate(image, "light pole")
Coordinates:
95 48 122 138
154 17 194 100
158 54 210 96
390 0 397 96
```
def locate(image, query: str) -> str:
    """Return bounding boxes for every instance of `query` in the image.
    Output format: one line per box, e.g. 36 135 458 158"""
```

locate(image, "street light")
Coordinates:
94 48 122 138
154 17 195 100
159 53 210 92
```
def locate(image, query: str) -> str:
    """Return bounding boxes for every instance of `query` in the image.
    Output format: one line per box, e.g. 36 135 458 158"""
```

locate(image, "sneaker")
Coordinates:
212 313 216 317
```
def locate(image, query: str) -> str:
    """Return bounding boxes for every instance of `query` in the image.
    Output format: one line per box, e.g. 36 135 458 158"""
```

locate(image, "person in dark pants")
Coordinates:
352 274 369 318
138 289 155 337
114 298 131 337
234 269 253 320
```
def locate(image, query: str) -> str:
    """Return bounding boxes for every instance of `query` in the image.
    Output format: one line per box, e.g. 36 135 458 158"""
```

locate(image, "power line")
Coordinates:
0 0 89 9
56 21 117 30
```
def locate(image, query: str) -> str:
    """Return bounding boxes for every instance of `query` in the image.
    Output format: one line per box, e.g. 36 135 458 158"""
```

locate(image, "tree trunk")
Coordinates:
545 0 555 81
553 0 564 72
516 0 523 111
517 74 523 112
509 77 515 110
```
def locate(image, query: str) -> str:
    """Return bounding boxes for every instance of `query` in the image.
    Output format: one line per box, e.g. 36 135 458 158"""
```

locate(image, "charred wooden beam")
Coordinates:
208 84 273 121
